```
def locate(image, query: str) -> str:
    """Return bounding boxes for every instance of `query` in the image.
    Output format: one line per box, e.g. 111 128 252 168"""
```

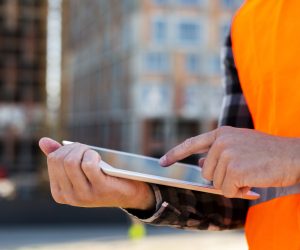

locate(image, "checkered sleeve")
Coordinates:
219 35 254 128
126 35 253 230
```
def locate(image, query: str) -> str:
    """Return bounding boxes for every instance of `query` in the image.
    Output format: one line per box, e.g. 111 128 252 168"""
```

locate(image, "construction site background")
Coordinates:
0 0 242 225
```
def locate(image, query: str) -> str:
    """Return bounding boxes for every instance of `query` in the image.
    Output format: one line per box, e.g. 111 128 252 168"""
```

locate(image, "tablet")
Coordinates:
62 141 259 200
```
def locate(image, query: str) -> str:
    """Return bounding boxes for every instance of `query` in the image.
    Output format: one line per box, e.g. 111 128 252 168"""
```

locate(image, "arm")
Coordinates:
127 35 253 230
159 36 300 199
38 35 254 230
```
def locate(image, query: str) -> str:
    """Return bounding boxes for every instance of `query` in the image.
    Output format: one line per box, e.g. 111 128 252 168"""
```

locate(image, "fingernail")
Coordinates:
247 190 260 198
159 155 167 166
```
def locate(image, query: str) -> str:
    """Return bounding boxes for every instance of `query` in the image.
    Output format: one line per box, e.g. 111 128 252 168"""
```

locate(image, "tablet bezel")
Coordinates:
99 160 223 195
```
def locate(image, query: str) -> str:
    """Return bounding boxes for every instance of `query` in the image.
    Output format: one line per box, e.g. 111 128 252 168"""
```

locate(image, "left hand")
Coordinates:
38 138 156 210
159 126 300 198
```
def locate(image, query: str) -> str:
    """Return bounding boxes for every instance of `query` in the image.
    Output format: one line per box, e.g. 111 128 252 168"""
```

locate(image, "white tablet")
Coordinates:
63 141 259 200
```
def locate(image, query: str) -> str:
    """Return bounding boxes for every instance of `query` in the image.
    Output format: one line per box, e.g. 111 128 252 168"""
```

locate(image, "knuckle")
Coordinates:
202 168 212 181
51 191 64 204
227 162 235 172
182 137 195 152
76 192 92 204
184 137 195 147
64 156 77 168
47 152 58 164
86 149 98 158
213 179 222 190
227 162 241 177
217 126 232 136
164 151 173 161
214 138 227 150
213 183 220 190
63 194 77 206
76 143 89 152
221 149 234 161
82 160 95 170
51 187 76 206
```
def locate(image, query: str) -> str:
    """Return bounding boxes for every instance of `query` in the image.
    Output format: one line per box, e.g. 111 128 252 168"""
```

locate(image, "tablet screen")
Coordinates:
95 147 212 186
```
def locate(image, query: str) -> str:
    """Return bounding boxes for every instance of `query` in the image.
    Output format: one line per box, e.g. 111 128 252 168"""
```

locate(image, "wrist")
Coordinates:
125 182 156 211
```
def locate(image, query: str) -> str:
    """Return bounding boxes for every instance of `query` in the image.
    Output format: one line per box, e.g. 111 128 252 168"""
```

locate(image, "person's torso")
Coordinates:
231 0 300 249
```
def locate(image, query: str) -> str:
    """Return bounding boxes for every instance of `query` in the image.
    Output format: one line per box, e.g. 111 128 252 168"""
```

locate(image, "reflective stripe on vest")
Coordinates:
231 0 300 249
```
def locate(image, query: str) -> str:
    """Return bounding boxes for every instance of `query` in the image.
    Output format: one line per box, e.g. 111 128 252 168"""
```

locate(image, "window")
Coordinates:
150 120 164 141
178 21 201 44
121 22 131 49
222 0 243 9
153 19 167 43
110 64 123 110
137 84 172 116
206 54 221 75
176 120 199 142
186 54 200 74
178 0 203 6
122 0 136 13
154 0 168 5
220 21 231 41
145 52 169 72
181 85 200 117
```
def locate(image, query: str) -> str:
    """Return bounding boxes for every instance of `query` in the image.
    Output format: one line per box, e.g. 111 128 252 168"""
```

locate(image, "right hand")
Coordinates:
39 138 155 210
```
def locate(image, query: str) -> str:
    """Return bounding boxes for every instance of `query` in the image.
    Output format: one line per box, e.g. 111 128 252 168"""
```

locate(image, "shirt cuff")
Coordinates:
122 184 170 222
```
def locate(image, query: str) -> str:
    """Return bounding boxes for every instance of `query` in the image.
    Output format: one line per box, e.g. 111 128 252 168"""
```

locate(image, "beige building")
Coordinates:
61 0 242 157
0 0 47 185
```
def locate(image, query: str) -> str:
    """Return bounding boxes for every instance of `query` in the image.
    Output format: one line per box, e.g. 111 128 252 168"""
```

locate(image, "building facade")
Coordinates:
61 0 242 157
0 0 47 188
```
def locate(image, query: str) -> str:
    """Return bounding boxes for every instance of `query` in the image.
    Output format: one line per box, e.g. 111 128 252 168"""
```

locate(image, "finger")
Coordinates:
212 157 227 190
63 144 91 193
237 187 251 199
48 144 77 193
159 130 217 167
39 137 61 156
202 143 221 181
81 150 103 185
198 157 206 168
40 138 62 195
221 170 239 198
242 189 260 200
47 157 61 196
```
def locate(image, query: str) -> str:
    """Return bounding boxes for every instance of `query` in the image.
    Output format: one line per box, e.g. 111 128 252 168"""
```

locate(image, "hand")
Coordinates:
39 138 155 210
159 126 300 198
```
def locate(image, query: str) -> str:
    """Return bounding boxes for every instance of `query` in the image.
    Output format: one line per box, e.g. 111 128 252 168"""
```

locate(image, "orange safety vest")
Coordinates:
231 0 300 249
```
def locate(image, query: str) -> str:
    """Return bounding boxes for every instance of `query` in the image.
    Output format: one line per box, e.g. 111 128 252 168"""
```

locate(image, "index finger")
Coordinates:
159 130 217 167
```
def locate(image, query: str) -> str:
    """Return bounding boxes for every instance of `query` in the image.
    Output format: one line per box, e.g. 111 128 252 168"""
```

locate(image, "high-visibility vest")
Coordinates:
231 1 300 249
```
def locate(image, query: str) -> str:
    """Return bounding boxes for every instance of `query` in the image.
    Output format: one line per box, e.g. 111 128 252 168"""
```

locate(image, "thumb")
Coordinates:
39 137 61 156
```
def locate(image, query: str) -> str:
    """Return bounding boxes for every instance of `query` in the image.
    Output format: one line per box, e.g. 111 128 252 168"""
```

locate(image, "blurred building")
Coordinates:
61 0 242 157
0 0 47 187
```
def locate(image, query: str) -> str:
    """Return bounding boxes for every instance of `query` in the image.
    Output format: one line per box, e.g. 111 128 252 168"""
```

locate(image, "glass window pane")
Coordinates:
144 52 169 72
153 19 167 43
186 54 200 73
178 21 201 44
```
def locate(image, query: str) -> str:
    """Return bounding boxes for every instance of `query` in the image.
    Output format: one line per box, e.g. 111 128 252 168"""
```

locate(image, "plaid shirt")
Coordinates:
127 35 254 230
